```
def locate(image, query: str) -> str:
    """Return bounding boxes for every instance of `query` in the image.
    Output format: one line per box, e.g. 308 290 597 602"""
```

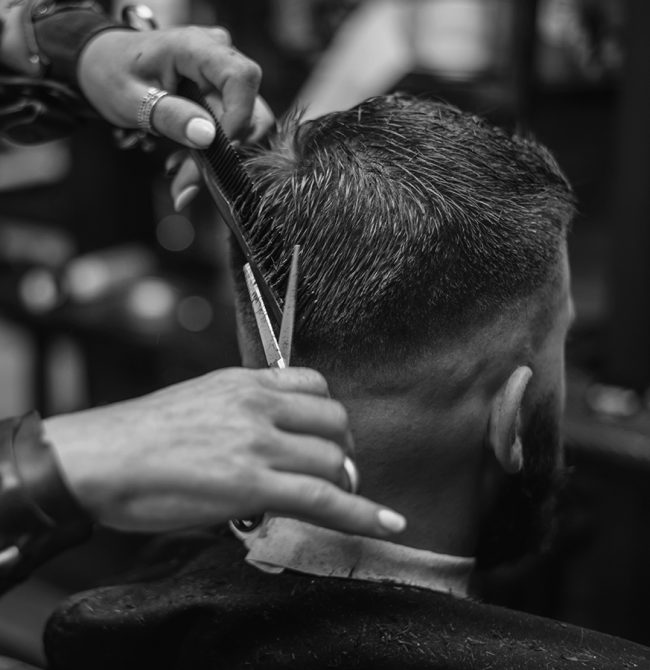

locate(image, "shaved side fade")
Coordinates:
235 95 575 371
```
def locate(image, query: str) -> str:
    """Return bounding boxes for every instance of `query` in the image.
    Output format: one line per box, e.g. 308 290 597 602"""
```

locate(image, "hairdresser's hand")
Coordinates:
44 368 406 538
77 26 273 188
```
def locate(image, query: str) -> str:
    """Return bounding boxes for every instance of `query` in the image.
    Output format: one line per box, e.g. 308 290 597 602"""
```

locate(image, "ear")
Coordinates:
487 366 533 474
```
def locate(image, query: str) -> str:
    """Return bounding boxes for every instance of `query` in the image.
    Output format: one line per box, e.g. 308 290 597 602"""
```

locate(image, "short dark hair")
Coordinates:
237 95 575 371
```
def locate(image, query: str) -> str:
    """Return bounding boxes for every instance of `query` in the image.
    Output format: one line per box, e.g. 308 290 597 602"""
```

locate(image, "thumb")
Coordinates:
151 93 217 148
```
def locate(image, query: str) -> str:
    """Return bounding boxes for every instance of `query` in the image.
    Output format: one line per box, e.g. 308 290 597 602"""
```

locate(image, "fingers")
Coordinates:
173 30 262 140
268 392 351 448
262 473 407 538
152 94 216 149
171 155 201 211
201 50 263 139
243 96 276 143
253 367 331 397
257 431 346 485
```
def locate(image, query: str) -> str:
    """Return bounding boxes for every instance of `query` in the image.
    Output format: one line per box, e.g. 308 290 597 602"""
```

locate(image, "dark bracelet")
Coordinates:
0 412 92 591
31 1 131 92
13 411 90 526
0 1 132 143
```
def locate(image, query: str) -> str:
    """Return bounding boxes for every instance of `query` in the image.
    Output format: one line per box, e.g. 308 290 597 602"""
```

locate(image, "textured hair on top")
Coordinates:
237 95 575 371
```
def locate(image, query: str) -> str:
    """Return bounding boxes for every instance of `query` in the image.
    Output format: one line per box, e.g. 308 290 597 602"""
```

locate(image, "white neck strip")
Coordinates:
233 517 475 597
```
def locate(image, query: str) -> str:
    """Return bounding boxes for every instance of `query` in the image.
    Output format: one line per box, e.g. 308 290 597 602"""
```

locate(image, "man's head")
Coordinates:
233 95 575 565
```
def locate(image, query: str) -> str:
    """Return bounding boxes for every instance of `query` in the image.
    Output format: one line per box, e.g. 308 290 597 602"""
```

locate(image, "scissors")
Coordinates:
231 245 358 536
244 245 300 369
244 246 360 493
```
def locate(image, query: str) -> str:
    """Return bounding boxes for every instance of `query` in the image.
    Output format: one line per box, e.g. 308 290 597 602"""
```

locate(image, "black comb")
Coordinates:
177 78 282 328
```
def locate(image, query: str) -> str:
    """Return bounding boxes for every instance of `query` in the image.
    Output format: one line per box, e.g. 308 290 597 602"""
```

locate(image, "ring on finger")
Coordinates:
341 456 360 494
137 86 169 134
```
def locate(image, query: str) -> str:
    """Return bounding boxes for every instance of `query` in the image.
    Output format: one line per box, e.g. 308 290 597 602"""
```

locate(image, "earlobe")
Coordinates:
487 366 533 474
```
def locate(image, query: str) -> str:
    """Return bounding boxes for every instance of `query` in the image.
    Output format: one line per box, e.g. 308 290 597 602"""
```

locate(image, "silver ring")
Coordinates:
342 456 360 494
137 86 169 134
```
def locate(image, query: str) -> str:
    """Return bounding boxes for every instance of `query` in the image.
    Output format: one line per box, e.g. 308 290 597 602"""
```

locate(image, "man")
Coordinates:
43 96 650 669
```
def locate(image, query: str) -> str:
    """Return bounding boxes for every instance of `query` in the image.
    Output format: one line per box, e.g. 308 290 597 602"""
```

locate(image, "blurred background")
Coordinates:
1 0 650 665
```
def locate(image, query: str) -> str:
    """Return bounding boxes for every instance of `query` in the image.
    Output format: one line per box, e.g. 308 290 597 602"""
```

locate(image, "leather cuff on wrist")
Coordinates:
0 411 91 532
31 1 130 91
0 411 92 591
13 411 90 528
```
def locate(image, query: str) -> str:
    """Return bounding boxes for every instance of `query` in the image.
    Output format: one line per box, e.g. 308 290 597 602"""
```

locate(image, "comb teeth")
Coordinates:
177 79 257 218
177 78 283 326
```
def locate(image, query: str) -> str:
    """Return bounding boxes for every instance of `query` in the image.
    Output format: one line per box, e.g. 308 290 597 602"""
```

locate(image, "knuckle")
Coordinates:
294 368 330 395
248 428 279 460
226 57 262 89
327 399 350 431
212 27 232 45
245 61 263 86
180 25 206 42
238 424 260 452
216 367 240 383
262 368 284 385
244 387 278 416
221 367 257 393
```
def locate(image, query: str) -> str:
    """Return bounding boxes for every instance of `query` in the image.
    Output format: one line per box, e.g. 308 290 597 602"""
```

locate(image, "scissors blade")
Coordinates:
278 245 300 366
244 263 285 368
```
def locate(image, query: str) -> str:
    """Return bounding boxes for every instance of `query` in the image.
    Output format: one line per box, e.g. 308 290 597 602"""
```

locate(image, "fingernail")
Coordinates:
174 185 199 212
377 509 407 534
185 118 216 147
165 162 181 179
165 154 182 177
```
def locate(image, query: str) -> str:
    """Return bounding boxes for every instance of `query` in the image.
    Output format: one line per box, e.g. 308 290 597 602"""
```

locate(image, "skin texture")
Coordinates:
44 367 405 538
238 251 574 559
76 26 274 207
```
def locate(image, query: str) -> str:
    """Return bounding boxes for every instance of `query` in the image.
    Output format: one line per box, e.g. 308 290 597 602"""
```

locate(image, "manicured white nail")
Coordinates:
378 509 407 534
185 118 216 147
165 153 181 173
174 185 199 212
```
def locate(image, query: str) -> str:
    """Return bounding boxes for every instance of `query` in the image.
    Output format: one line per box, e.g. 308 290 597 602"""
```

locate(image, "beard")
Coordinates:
474 394 566 569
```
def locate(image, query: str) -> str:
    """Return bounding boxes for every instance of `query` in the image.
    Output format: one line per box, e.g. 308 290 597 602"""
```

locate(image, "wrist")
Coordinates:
14 411 91 526
0 412 92 588
32 1 130 91
43 412 99 518
75 28 136 117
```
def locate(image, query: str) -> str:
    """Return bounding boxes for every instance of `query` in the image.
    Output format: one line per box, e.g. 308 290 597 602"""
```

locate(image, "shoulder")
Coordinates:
45 535 650 670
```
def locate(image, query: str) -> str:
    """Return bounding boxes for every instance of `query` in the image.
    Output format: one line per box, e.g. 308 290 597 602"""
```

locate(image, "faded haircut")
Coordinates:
234 95 575 372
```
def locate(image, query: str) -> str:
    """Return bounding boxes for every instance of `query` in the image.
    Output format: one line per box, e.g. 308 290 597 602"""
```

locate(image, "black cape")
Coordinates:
44 534 650 670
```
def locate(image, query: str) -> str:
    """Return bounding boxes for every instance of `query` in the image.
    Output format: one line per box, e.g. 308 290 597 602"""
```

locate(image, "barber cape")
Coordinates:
45 522 650 670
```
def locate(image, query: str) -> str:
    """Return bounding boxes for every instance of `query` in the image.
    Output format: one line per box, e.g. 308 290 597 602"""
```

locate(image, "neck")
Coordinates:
341 393 487 558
